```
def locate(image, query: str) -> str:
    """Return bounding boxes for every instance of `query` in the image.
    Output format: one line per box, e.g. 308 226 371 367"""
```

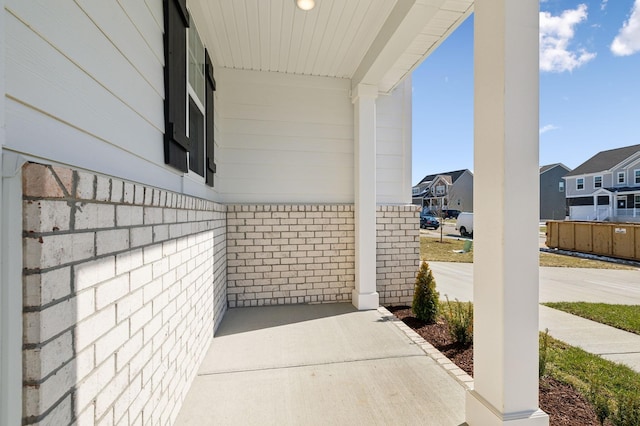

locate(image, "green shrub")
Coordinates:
412 262 439 323
443 295 473 346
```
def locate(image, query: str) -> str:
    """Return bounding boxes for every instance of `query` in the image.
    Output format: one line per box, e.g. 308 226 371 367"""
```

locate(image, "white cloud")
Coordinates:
539 124 559 135
611 0 640 56
601 0 608 11
539 4 596 72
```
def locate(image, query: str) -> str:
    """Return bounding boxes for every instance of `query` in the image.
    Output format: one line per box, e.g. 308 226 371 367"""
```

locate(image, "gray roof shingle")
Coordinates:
418 169 470 185
565 144 640 177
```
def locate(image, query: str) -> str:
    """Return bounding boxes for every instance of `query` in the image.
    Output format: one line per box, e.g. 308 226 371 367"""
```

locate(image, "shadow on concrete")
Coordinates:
215 302 356 336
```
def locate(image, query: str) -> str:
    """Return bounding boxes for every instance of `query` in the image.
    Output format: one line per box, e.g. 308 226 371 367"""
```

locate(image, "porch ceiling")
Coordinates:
189 0 473 93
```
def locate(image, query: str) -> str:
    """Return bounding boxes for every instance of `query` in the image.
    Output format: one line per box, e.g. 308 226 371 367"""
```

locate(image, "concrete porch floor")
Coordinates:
175 303 466 425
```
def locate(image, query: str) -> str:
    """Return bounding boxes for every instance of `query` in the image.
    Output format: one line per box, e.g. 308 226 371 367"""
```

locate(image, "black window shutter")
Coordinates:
163 0 190 172
205 49 217 187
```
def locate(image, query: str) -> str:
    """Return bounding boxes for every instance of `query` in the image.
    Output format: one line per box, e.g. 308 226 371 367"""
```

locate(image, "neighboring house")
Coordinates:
564 144 640 221
0 1 546 426
540 163 571 220
412 169 474 212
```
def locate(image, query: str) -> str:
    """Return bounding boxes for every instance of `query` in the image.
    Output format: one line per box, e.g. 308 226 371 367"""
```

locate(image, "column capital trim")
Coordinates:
352 84 379 103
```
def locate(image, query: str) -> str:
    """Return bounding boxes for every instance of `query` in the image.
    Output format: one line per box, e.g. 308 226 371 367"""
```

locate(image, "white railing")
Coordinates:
616 208 640 217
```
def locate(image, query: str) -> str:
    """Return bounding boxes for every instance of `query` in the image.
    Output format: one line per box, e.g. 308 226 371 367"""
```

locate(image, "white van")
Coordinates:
455 212 473 237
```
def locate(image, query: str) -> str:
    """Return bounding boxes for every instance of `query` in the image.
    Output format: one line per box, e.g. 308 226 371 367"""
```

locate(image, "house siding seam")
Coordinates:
21 162 227 425
226 204 420 307
376 205 420 305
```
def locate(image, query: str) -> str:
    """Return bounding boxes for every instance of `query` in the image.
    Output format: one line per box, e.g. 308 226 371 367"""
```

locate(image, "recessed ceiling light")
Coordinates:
295 0 315 11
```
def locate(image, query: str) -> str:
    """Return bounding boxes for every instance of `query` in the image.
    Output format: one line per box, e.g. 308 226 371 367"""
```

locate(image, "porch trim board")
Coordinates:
469 0 549 424
353 83 379 310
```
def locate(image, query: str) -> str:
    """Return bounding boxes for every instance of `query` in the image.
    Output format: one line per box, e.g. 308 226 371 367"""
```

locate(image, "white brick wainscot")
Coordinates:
226 204 419 308
22 163 226 425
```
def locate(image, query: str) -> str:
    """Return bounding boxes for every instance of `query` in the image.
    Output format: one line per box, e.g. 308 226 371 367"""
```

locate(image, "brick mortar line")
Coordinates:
377 307 474 390
23 244 213 314
22 195 223 212
22 219 219 238
25 286 215 415
22 226 222 276
22 353 75 387
22 388 74 425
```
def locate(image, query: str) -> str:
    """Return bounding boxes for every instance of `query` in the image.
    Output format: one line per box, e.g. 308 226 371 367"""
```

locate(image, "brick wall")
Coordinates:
376 205 421 305
22 163 226 425
226 205 355 307
226 204 420 308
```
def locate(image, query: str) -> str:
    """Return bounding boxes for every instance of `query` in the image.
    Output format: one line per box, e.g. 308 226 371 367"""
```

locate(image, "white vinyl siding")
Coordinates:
4 0 218 200
216 69 353 203
376 77 412 204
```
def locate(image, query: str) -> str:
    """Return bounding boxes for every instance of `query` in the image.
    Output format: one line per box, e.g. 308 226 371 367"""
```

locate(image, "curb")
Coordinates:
540 247 640 268
377 306 474 390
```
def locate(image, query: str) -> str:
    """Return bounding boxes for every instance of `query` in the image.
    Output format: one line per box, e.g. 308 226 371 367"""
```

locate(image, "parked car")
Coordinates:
420 214 440 230
442 209 461 219
420 207 436 218
455 212 473 237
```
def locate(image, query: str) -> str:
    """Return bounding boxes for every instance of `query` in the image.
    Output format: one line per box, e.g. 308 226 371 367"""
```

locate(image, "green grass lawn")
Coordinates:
544 334 640 423
421 236 636 269
543 302 640 335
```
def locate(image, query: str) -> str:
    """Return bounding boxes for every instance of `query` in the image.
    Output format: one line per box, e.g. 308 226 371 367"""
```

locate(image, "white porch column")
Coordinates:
467 1 549 425
352 84 379 310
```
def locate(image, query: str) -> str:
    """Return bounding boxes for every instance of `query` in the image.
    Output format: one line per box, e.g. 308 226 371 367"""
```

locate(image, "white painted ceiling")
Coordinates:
189 0 472 93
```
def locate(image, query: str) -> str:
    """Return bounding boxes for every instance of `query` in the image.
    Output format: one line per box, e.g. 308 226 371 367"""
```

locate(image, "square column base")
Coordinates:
466 390 549 426
351 290 379 310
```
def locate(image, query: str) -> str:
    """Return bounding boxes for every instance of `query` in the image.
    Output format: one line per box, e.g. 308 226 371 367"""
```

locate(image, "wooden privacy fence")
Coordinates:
546 221 640 262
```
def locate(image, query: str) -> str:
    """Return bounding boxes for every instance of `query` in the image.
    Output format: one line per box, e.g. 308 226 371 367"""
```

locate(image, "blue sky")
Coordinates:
412 0 640 184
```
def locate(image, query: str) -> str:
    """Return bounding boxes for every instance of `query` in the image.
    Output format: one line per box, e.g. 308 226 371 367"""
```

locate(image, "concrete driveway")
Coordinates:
429 262 640 305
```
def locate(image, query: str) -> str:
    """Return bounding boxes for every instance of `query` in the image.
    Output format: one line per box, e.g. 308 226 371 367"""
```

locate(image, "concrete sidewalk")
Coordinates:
430 262 640 373
540 305 640 372
175 304 467 425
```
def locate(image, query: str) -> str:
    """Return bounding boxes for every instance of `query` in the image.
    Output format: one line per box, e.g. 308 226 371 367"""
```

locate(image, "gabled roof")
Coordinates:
566 144 640 177
417 169 470 185
540 163 571 175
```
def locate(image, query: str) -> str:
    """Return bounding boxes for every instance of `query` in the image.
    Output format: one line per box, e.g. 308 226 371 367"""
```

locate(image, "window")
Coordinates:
635 195 640 208
594 176 602 188
163 0 216 186
618 171 625 184
435 185 445 196
558 181 565 192
576 178 584 190
187 22 205 178
635 170 640 184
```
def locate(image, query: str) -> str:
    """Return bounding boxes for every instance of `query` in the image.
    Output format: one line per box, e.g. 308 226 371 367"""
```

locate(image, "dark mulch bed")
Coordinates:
387 306 600 426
